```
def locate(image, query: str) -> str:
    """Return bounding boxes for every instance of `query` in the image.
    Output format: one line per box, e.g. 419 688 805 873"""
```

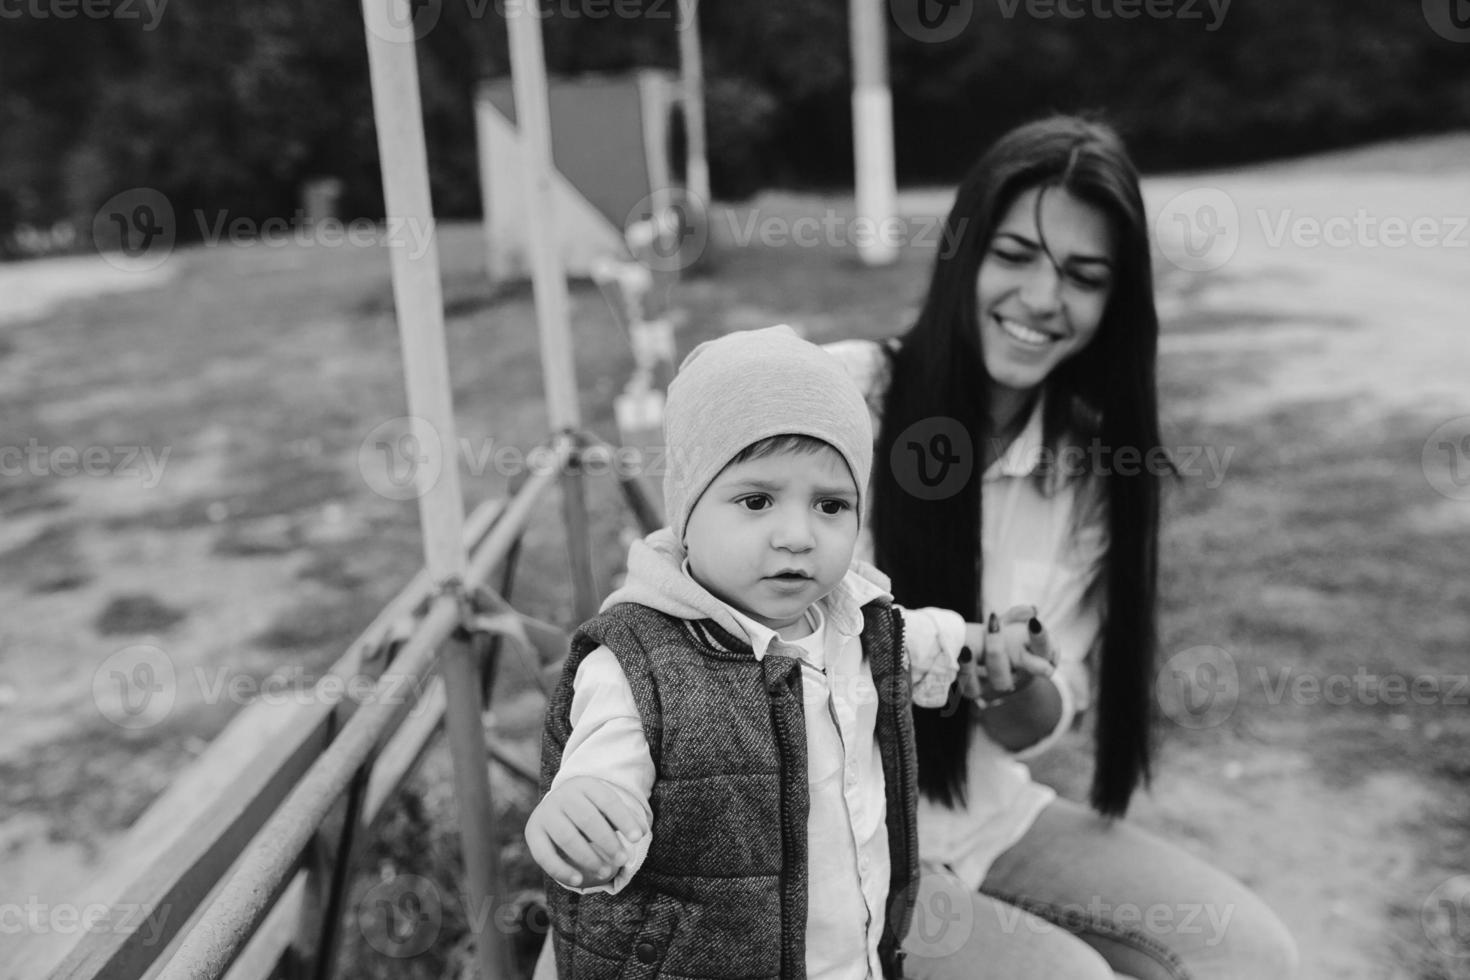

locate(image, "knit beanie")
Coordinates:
663 324 873 541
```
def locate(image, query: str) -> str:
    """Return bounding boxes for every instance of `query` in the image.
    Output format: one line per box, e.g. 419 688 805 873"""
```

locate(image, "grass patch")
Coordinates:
250 590 390 661
0 471 68 518
333 743 547 980
0 522 90 593
93 592 187 635
0 708 227 847
211 516 303 557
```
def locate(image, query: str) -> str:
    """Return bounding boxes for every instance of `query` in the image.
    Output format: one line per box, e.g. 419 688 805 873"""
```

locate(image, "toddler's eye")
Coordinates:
816 499 852 516
737 494 772 512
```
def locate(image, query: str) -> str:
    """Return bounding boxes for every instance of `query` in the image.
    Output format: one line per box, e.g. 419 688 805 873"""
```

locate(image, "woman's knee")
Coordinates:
904 871 1114 980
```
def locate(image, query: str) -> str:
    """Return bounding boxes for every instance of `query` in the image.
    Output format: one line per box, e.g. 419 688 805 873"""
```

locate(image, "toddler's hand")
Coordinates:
525 775 651 889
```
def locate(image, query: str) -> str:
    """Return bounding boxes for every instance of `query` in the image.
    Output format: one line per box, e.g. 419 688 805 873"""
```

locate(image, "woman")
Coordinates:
827 116 1298 979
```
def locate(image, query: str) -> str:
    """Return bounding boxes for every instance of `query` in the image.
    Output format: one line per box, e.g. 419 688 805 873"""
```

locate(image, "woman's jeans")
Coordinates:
903 798 1299 980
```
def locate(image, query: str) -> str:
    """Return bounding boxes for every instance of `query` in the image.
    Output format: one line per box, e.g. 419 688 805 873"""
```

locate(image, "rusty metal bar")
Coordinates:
40 498 508 980
139 462 564 980
149 594 461 980
442 629 517 979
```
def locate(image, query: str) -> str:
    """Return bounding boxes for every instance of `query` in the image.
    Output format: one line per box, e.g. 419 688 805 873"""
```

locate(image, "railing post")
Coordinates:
359 0 506 975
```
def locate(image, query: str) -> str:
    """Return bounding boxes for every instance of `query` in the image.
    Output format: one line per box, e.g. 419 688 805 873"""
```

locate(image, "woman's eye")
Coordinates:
1066 269 1110 290
816 499 851 516
992 248 1031 265
737 495 771 511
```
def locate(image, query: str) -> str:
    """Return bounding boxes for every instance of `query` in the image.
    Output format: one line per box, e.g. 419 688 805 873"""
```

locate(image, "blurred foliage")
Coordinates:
2 0 1468 250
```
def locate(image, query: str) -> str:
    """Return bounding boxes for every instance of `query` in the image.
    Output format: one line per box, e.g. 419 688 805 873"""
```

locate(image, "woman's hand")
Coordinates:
960 605 1058 705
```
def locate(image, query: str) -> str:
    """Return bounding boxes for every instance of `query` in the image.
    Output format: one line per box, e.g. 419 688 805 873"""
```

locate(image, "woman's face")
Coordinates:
975 185 1117 396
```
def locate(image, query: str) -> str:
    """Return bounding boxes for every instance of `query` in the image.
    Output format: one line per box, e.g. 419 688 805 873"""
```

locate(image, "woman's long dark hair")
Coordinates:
871 115 1164 818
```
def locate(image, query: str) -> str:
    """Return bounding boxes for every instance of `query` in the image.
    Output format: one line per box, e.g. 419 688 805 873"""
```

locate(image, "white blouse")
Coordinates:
824 338 1109 888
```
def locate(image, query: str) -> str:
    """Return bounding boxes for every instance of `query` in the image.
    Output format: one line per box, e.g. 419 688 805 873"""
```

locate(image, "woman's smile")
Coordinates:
994 314 1063 350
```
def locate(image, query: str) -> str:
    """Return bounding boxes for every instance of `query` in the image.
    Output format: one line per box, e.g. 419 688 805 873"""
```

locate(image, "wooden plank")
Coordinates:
136 478 546 979
44 704 334 980
148 597 461 980
35 499 506 980
171 692 541 980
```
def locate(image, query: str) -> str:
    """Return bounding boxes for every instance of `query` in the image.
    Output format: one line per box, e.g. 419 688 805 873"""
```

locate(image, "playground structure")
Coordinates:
476 70 686 281
21 2 906 978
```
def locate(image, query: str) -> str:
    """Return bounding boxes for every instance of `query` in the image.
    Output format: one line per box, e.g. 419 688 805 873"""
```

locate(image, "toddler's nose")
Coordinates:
771 510 815 552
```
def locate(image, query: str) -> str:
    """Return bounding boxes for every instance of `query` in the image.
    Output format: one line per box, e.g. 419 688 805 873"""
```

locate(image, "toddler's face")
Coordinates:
684 445 859 639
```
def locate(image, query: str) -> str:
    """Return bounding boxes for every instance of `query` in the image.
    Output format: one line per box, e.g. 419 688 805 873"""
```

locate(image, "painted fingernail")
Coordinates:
598 866 612 878
569 873 582 886
988 613 1000 632
1028 617 1042 634
959 646 973 664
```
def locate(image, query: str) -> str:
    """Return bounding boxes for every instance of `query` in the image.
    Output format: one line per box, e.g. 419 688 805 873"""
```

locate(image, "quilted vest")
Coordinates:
539 600 919 980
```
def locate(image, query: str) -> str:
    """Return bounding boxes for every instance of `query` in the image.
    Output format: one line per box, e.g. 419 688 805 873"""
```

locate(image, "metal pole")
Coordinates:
559 436 600 623
849 0 899 266
677 0 710 205
506 0 581 433
151 597 463 980
507 2 600 622
358 4 508 979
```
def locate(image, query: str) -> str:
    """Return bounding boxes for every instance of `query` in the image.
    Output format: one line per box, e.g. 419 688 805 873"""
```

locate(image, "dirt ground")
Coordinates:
2 136 1468 978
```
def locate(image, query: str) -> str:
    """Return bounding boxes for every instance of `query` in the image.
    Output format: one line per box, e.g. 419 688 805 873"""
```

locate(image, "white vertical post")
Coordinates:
360 1 465 586
849 0 899 266
472 83 507 285
507 0 582 432
359 5 509 980
677 0 710 206
507 0 599 621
